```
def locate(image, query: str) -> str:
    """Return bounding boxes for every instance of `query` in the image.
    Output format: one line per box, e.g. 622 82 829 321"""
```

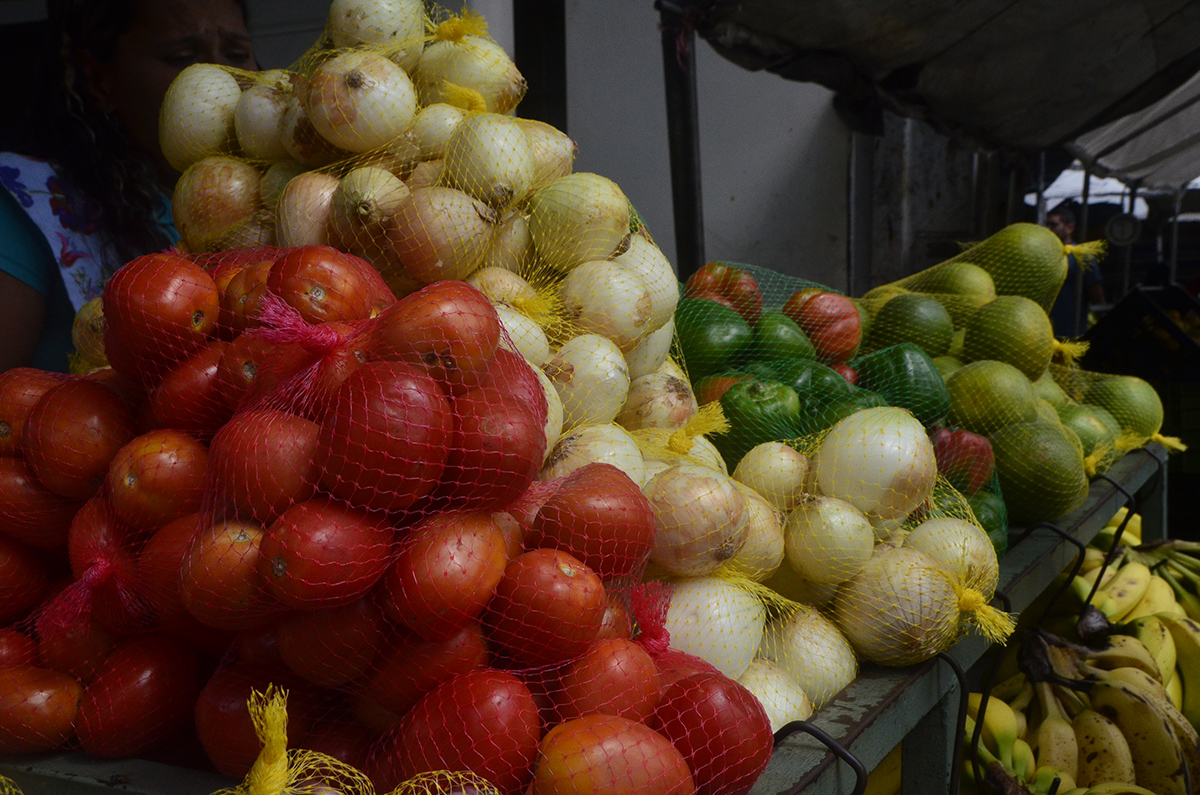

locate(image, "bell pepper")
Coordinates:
674 297 753 380
852 343 951 427
714 380 802 469
684 262 764 325
796 388 888 437
968 489 1008 555
750 312 815 368
692 372 755 406
776 359 854 410
930 426 996 496
781 289 862 364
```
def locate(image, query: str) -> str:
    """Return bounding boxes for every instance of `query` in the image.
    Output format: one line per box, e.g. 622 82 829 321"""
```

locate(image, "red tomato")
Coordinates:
208 408 321 525
141 340 235 438
106 429 209 532
527 463 657 581
0 456 80 549
232 623 285 670
79 367 148 417
350 689 404 735
301 719 378 771
366 668 542 795
218 257 273 332
317 362 453 513
692 373 754 407
103 252 220 382
781 289 862 364
597 597 633 641
260 320 375 423
485 549 607 668
64 496 146 634
685 262 763 326
481 348 549 422
0 629 37 667
654 653 721 696
276 594 387 687
529 714 694 795
36 611 116 683
0 535 48 624
555 638 661 724
0 367 65 456
181 519 272 631
0 665 84 754
832 364 859 386
258 497 393 609
364 621 489 717
22 379 137 500
267 245 379 324
647 672 774 795
213 334 308 412
382 512 509 640
370 280 502 395
76 634 200 758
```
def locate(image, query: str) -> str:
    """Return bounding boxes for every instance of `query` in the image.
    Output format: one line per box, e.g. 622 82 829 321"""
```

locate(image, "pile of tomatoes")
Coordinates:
0 244 773 795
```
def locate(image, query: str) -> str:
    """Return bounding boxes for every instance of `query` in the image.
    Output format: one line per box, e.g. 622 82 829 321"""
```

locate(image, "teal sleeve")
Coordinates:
0 187 56 294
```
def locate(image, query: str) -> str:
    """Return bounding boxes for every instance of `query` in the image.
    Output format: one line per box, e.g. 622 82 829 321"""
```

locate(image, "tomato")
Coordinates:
485 549 606 668
276 594 387 687
181 519 272 631
685 262 763 326
0 629 37 667
106 429 209 532
76 634 200 758
0 666 83 754
366 668 542 795
79 367 148 416
370 281 502 395
64 496 146 634
317 362 453 513
0 456 80 549
22 379 137 500
529 714 694 795
654 653 721 696
258 497 393 609
265 320 374 423
781 289 862 365
363 620 489 717
381 512 509 640
214 334 308 412
208 408 321 525
0 535 48 624
141 339 235 438
555 638 661 724
482 348 549 422
831 363 858 386
597 597 633 641
647 672 774 795
0 367 65 456
218 257 273 332
301 719 378 770
35 611 116 683
350 689 404 735
526 463 657 581
267 245 379 324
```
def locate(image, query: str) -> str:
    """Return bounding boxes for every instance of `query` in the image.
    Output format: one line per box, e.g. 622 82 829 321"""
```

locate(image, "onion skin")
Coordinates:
665 576 766 680
160 63 241 172
644 464 748 577
233 72 294 161
280 94 349 168
625 318 675 380
731 442 810 513
903 517 999 598
560 260 653 352
736 658 813 733
495 306 550 367
614 233 679 334
443 112 535 209
173 156 261 252
783 496 875 587
544 334 630 430
758 605 857 707
384 186 498 284
414 35 527 114
404 103 466 160
259 160 307 208
306 50 418 154
616 372 696 431
518 118 576 191
276 170 339 247
528 173 631 273
723 485 785 581
481 210 533 273
328 166 410 261
326 0 426 71
538 423 646 486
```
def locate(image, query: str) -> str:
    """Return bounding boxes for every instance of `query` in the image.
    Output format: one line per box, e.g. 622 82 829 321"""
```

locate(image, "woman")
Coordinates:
0 0 257 372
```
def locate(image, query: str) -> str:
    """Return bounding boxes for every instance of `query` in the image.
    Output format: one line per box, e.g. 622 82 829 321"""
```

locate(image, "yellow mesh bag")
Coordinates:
1048 364 1188 455
386 772 501 795
0 777 23 795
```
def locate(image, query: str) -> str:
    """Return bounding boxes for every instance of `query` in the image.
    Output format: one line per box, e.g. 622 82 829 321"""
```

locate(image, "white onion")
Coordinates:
763 569 841 608
404 104 466 160
172 156 260 252
443 112 534 208
528 173 631 272
328 166 409 256
259 160 306 208
543 334 629 430
904 517 999 598
385 186 498 284
326 0 426 71
658 356 688 383
356 136 421 177
160 63 241 172
617 372 696 431
519 118 576 191
814 406 937 522
759 605 858 706
538 423 646 485
276 170 339 247
280 93 347 167
218 210 275 248
405 160 443 189
665 576 766 680
644 464 747 577
737 658 813 734
306 50 417 154
614 233 679 333
732 442 811 513
414 32 526 114
496 305 551 367
724 484 785 581
482 210 533 273
643 459 671 482
467 266 540 308
233 71 294 161
637 426 727 474
533 366 564 461
784 497 875 587
618 320 671 383
560 260 653 352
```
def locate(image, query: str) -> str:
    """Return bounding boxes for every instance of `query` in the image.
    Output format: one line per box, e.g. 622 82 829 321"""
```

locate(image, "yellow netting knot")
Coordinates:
1051 338 1089 366
440 81 488 112
432 9 488 41
511 289 557 329
1083 449 1103 479
687 400 730 438
1064 240 1108 271
1151 432 1189 453
1114 430 1143 453
246 687 290 795
958 587 1017 644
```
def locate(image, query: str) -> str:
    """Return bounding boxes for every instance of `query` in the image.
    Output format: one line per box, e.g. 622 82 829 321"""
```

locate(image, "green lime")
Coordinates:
905 261 997 327
989 420 1089 526
868 293 954 357
1082 375 1164 441
946 360 1037 435
955 223 1068 309
962 295 1055 380
933 356 964 381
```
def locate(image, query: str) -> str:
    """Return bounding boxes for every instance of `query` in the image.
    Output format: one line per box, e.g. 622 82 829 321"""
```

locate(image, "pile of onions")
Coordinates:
280 93 347 168
528 173 630 273
404 103 466 160
644 464 748 577
160 63 242 172
624 319 676 380
560 260 653 352
413 16 527 114
664 576 766 680
758 604 858 707
832 545 1014 667
328 166 410 256
614 233 680 333
306 50 418 154
519 118 577 191
173 156 261 252
616 371 697 431
732 442 811 513
543 334 630 430
538 423 646 486
443 112 534 209
736 659 813 734
482 209 534 272
496 306 551 366
385 186 499 283
325 0 426 71
903 517 999 597
783 497 875 587
814 406 937 523
532 367 564 461
723 485 785 581
276 171 339 247
233 70 295 161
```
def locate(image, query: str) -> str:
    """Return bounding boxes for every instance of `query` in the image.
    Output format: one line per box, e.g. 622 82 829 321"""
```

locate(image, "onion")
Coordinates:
759 605 858 707
724 484 785 581
528 174 631 272
405 160 444 189
643 460 671 482
637 426 727 474
355 136 421 178
482 210 533 273
259 160 306 208
404 103 466 160
533 366 564 460
218 210 276 248
560 260 653 352
518 118 576 191
496 305 551 367
328 166 410 256
617 372 696 431
732 442 811 513
280 93 348 167
384 186 499 284
658 357 688 383
614 233 679 333
233 71 294 161
665 576 766 680
305 50 417 153
414 26 526 114
737 658 813 734
814 406 937 522
783 496 875 587
763 569 841 608
538 423 646 485
160 63 241 172
326 0 426 72
644 464 747 576
443 112 534 208
903 517 999 598
172 156 261 252
543 334 630 430
625 318 675 380
467 266 540 308
276 170 339 247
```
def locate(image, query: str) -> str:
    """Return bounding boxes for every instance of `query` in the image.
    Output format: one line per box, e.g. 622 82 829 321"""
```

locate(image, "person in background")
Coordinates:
0 0 256 372
1046 203 1106 338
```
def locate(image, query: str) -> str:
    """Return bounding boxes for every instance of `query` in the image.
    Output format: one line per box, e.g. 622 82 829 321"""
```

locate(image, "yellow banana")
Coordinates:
992 671 1028 703
1087 679 1187 795
968 692 1019 769
1123 615 1177 684
1162 599 1189 619
1031 765 1076 793
1009 681 1035 713
1072 707 1136 787
1086 634 1163 682
1167 667 1184 710
1082 784 1163 795
1031 681 1078 783
1105 506 1130 529
1011 737 1037 783
863 740 901 795
1080 546 1108 574
1014 707 1027 741
1123 575 1178 621
1096 562 1153 622
1088 663 1200 775
1157 613 1200 728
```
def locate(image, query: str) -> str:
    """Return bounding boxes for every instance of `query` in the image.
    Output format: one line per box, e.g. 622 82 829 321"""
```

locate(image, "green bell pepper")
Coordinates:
675 297 753 380
968 489 1008 555
775 359 853 409
713 380 802 470
796 388 888 437
750 312 816 368
851 342 951 427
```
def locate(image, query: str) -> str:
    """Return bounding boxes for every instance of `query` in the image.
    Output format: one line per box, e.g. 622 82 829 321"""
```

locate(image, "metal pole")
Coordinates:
1122 184 1138 296
1170 187 1184 284
1075 167 1092 337
656 0 705 282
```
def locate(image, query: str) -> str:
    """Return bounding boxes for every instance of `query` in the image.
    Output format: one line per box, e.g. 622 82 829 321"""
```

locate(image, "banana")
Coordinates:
1123 615 1178 685
1011 737 1037 783
968 692 1019 769
1073 707 1136 787
1009 681 1036 713
1014 708 1027 741
1081 546 1108 574
992 671 1028 703
1030 764 1076 794
1087 679 1188 795
1031 681 1078 782
1106 506 1130 529
1096 562 1154 622
863 740 901 795
1081 784 1161 795
1087 634 1163 682
1123 575 1178 621
1163 599 1189 619
1157 613 1200 728
1167 668 1184 710
1088 664 1200 778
